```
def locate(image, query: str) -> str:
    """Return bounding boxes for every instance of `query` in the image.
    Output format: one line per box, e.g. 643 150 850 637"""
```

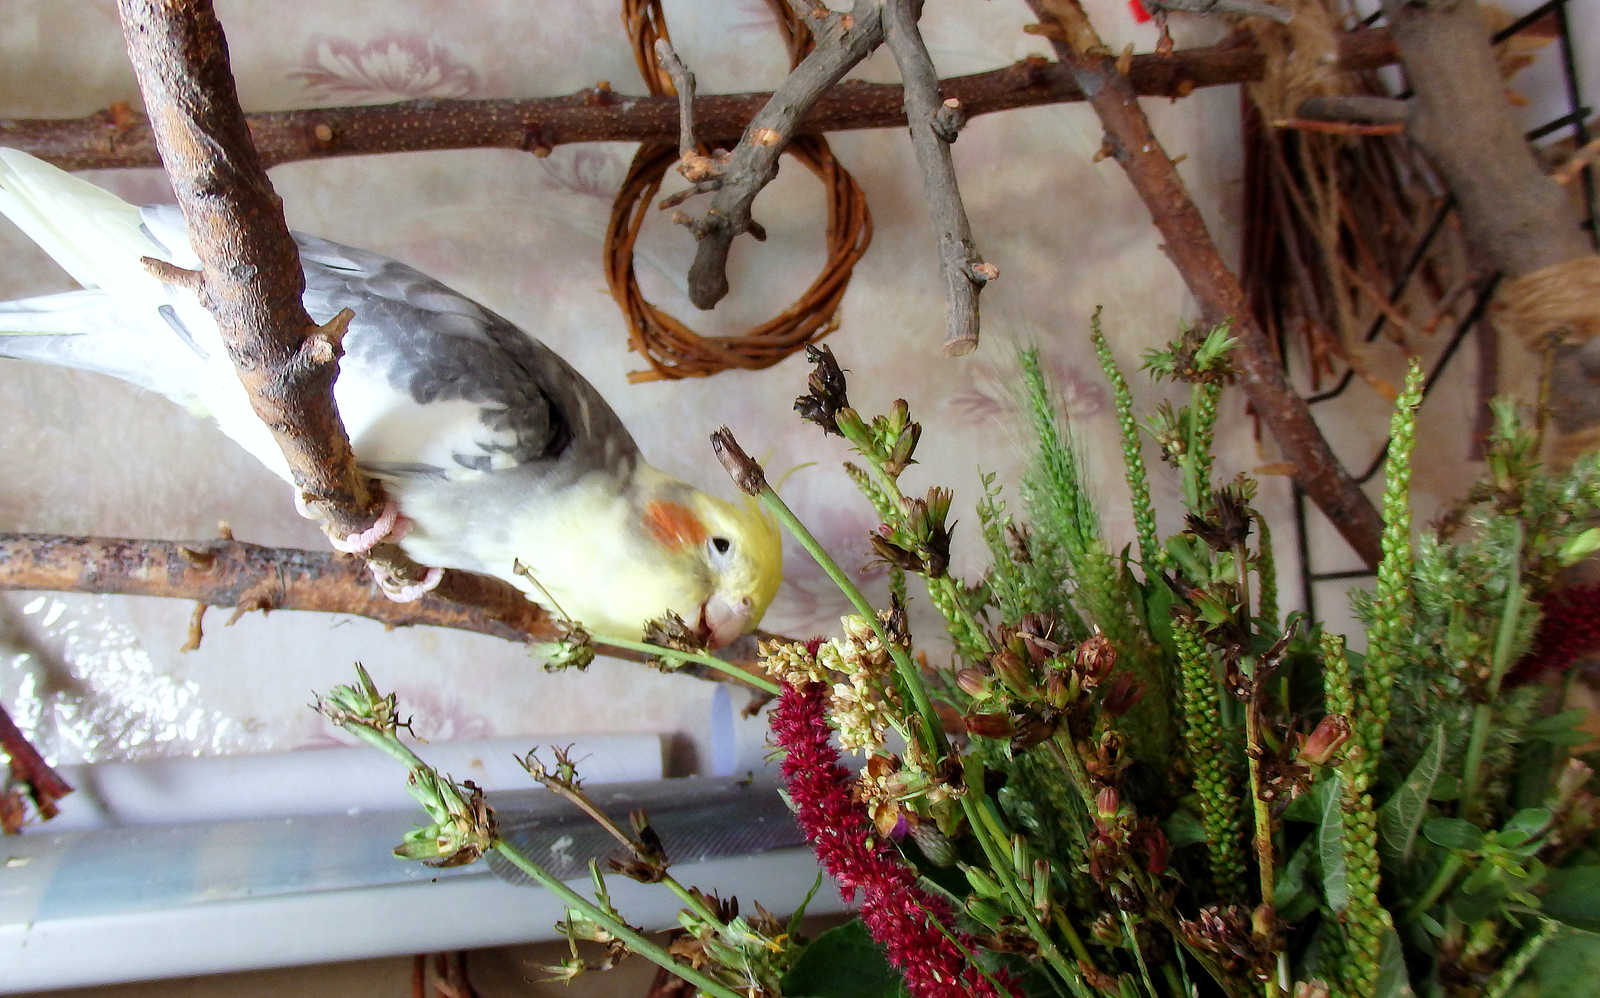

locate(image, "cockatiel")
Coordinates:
0 148 781 647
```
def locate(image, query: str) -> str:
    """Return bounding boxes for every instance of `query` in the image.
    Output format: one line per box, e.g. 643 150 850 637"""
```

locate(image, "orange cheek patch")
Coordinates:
644 500 707 551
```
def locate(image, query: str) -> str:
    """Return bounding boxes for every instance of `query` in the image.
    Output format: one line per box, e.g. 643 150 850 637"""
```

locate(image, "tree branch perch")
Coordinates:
882 0 994 356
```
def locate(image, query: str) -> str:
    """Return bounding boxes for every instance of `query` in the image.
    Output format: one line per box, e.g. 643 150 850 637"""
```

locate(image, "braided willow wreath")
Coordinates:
605 0 872 382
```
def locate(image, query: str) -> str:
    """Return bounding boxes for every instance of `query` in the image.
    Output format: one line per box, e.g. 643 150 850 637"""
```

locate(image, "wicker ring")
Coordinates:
606 0 872 382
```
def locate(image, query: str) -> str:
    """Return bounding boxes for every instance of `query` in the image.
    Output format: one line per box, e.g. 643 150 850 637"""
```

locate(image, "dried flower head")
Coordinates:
795 344 852 436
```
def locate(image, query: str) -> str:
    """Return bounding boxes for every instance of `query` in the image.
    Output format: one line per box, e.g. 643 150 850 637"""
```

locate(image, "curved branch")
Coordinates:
1 30 1399 171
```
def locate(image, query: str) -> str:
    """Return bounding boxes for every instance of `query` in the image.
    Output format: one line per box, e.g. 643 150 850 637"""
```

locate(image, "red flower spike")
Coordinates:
1508 584 1600 685
1129 0 1153 23
771 682 1022 998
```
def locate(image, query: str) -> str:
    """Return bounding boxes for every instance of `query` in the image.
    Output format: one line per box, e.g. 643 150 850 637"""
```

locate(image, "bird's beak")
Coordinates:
700 593 756 649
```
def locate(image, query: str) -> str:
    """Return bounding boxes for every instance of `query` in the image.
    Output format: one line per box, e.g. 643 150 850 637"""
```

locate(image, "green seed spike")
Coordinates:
1172 615 1247 895
1359 360 1424 777
1252 512 1278 628
1185 380 1222 513
1090 308 1164 572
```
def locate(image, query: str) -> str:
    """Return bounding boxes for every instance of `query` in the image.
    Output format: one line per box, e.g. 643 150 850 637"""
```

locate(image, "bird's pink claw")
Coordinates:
329 499 402 554
370 563 444 602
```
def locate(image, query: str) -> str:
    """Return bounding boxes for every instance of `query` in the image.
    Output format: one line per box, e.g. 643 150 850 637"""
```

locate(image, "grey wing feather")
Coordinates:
293 232 639 481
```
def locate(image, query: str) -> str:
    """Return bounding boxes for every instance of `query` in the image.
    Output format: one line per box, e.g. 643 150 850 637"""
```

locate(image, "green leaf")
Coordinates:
1504 807 1554 840
1529 729 1594 747
1375 928 1417 998
1319 773 1350 913
781 920 909 998
1543 867 1600 933
1274 834 1320 922
1378 724 1446 864
1524 709 1590 734
1533 927 1600 996
1423 817 1484 852
1164 807 1208 849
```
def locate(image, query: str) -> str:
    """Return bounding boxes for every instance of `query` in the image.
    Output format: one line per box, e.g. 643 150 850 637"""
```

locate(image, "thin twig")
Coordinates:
1148 0 1293 24
1272 118 1406 137
682 0 886 309
1553 136 1600 186
1296 94 1410 126
882 0 994 356
652 37 725 192
0 702 73 831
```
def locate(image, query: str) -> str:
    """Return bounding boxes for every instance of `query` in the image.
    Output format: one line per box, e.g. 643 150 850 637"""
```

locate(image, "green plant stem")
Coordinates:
1184 381 1222 510
858 451 990 659
1091 312 1164 572
959 794 1092 994
1483 917 1560 998
493 842 749 998
660 876 728 931
1120 910 1161 998
757 484 946 757
1244 700 1276 917
341 719 428 769
1459 703 1495 826
599 637 780 695
1359 361 1423 776
1403 852 1465 925
1172 616 1248 893
334 708 741 998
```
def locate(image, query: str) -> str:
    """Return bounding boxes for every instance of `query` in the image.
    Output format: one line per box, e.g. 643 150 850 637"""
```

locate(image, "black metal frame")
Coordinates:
1290 0 1596 622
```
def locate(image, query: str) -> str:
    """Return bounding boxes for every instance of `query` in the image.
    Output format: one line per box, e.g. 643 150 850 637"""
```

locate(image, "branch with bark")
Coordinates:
1027 0 1386 566
1 702 73 834
0 31 1399 169
0 533 768 683
882 0 995 356
677 0 886 310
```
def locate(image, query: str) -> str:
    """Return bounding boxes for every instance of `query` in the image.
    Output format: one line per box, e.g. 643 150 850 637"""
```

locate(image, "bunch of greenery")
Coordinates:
321 314 1600 998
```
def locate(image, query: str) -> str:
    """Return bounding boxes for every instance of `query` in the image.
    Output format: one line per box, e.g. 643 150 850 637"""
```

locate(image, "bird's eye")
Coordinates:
711 536 732 555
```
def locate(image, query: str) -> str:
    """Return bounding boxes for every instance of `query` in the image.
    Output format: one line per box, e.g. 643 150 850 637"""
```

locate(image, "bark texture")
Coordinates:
1 31 1399 171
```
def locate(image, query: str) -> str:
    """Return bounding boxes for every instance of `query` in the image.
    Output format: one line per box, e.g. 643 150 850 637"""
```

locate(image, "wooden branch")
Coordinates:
0 533 771 684
2 30 1397 172
1150 0 1292 24
682 0 886 310
1028 0 1385 567
1381 0 1588 278
0 533 551 642
116 0 432 592
1297 95 1409 126
882 0 993 356
1 702 73 832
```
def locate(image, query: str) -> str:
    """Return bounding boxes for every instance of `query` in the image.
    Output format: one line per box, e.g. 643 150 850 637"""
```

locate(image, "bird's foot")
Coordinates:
327 498 405 555
369 562 445 602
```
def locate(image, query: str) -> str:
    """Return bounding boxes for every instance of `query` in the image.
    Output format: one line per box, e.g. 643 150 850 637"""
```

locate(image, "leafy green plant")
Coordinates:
318 313 1600 998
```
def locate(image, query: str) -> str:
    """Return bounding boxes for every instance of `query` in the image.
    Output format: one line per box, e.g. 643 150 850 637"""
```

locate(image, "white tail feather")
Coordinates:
0 148 171 307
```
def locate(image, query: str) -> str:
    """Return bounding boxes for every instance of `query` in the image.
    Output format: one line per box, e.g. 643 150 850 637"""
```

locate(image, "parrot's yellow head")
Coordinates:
642 489 783 647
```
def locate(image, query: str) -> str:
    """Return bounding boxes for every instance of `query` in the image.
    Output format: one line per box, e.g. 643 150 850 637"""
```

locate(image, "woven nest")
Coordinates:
606 0 872 382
